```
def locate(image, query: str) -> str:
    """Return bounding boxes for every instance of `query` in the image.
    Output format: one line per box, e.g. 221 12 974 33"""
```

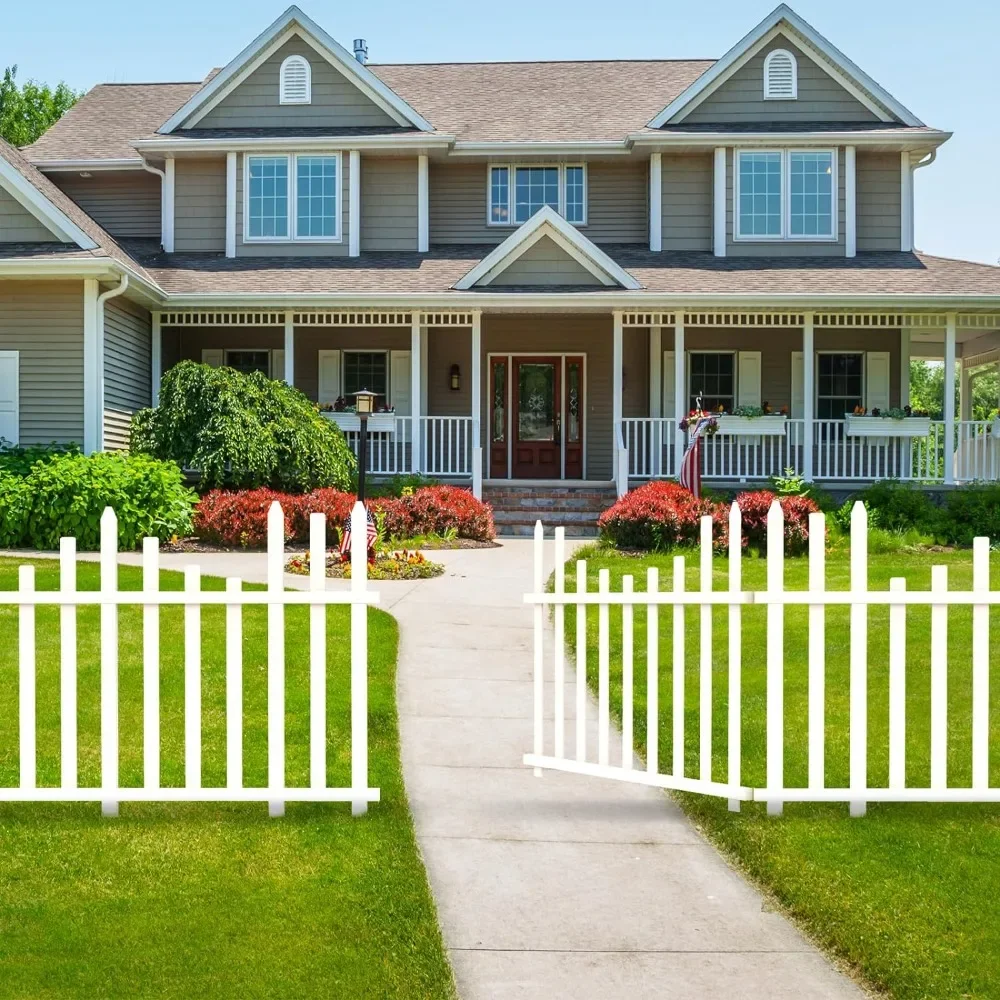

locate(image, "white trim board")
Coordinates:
158 6 433 133
647 4 923 128
454 206 641 290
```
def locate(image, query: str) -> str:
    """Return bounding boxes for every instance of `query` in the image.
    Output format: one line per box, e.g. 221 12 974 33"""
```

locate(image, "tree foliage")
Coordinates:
130 361 356 493
0 65 79 147
910 359 999 421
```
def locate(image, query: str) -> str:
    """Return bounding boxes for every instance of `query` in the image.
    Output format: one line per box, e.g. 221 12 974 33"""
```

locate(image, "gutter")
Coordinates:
132 133 456 154
627 130 953 150
93 274 129 451
33 158 145 172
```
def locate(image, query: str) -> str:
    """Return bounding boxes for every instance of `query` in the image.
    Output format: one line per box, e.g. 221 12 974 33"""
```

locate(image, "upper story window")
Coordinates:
488 164 587 226
763 49 797 100
245 153 341 242
280 55 312 104
735 149 836 241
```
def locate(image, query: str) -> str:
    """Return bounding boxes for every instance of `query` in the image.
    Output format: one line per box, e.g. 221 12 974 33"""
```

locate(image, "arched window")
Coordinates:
279 54 311 105
763 48 797 100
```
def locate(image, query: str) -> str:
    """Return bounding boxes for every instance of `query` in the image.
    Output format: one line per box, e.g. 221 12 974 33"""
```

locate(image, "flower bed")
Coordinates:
285 549 444 580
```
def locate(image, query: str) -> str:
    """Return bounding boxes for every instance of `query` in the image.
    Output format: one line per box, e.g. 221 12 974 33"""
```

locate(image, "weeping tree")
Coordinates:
130 361 356 492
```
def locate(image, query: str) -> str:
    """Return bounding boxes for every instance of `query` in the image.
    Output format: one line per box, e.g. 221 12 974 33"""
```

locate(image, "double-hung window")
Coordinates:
488 164 587 226
817 353 863 419
343 351 389 406
689 352 735 413
245 153 340 242
736 149 836 241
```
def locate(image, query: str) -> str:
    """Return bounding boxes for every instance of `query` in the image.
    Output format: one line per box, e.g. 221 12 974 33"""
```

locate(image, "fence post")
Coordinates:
672 555 685 779
575 560 587 763
930 565 948 791
888 577 906 790
554 527 566 759
766 501 784 817
533 520 544 776
100 507 119 818
598 568 611 767
807 511 826 791
184 565 202 791
142 537 160 790
849 501 868 818
310 512 328 791
622 574 634 770
351 501 369 815
19 565 35 792
267 501 286 818
699 516 712 785
59 538 77 790
646 566 659 776
727 503 741 811
225 577 243 792
972 537 989 790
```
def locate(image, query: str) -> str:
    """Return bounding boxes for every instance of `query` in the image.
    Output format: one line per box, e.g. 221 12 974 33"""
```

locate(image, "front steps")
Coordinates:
484 484 617 537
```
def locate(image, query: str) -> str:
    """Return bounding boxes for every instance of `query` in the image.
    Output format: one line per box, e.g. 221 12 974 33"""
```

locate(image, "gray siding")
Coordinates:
662 153 712 251
429 162 494 244
175 158 226 252
199 36 398 129
51 170 160 239
0 188 62 242
683 35 881 124
857 151 902 251
235 152 351 256
360 157 418 251
103 295 151 450
726 147 846 257
586 161 646 243
489 236 603 286
0 281 84 444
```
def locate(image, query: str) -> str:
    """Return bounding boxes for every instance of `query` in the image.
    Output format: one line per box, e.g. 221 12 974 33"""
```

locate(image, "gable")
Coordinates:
488 235 605 287
198 35 399 130
683 34 880 124
0 186 67 243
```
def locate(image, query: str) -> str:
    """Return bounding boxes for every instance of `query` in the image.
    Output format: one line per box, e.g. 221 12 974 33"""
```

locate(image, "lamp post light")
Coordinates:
352 388 377 503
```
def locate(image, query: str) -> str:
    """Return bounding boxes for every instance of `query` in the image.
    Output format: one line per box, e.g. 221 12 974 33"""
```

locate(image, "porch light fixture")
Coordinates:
353 388 376 416
351 388 377 502
450 364 461 391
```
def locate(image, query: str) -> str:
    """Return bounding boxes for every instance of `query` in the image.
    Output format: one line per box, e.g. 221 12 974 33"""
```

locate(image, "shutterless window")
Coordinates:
488 164 586 225
736 149 836 240
343 351 388 402
225 350 271 377
817 353 863 419
564 166 585 224
689 352 735 412
296 156 337 238
247 156 289 239
737 152 782 237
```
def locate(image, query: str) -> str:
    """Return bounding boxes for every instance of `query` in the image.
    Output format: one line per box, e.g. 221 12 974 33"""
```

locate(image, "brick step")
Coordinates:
493 509 601 525
488 499 611 513
496 520 599 539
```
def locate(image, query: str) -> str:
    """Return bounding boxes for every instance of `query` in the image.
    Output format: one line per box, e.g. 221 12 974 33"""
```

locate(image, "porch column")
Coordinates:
411 317 422 473
613 311 624 492
944 312 957 484
151 312 162 405
349 150 361 257
649 325 662 418
900 329 911 407
673 315 685 476
470 311 482 497
417 155 429 253
163 158 175 253
802 313 815 481
283 311 295 385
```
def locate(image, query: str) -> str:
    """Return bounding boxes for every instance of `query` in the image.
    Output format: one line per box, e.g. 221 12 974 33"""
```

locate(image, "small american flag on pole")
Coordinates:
340 505 378 562
679 417 713 498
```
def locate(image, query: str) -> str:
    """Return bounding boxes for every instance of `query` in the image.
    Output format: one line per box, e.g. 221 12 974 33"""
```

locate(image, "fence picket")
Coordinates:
19 566 35 790
727 503 741 812
142 537 160 790
647 567 659 776
766 502 784 816
267 502 285 817
532 521 544 775
598 568 610 767
973 537 989 790
576 560 587 763
889 577 907 790
100 508 118 818
184 565 202 791
622 575 634 770
808 512 826 791
225 577 243 791
850 501 868 818
931 565 948 791
59 538 77 789
350 501 369 815
672 555 685 779
554 528 566 759
310 512 327 790
699 516 712 784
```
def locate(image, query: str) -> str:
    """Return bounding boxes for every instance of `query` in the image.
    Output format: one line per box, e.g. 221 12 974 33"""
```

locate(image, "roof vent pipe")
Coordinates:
353 39 368 65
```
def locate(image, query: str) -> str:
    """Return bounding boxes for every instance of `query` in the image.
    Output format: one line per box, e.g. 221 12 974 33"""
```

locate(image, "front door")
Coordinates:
513 357 561 478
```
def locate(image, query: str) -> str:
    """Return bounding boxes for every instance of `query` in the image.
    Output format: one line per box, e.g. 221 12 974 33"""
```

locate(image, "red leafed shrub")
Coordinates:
195 488 306 546
733 490 821 555
598 481 715 550
398 485 495 541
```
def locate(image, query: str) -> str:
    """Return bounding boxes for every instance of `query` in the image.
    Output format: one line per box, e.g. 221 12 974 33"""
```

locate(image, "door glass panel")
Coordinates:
518 363 556 441
567 362 581 443
492 361 506 443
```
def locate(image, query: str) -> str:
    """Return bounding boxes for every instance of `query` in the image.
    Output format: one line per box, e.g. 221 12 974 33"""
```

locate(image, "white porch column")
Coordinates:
673 315 686 476
470 310 482 497
225 152 237 258
900 151 913 252
802 313 815 482
900 329 911 408
283 311 295 385
649 325 662 418
83 279 100 454
944 312 957 484
713 147 726 257
151 312 162 405
417 155 429 253
845 146 856 258
163 158 175 253
649 153 662 252
349 150 361 257
613 311 624 491
411 317 422 473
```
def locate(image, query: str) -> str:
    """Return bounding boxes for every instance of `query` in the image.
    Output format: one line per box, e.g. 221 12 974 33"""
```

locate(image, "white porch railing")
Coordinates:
955 420 1000 481
341 416 411 476
338 415 477 478
623 418 676 479
701 419 805 481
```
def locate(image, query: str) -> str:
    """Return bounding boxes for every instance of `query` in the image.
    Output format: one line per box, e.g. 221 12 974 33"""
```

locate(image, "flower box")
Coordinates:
844 415 932 438
714 415 788 437
323 412 398 434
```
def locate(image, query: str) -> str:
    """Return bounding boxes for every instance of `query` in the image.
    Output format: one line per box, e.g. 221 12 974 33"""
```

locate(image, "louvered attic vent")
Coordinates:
280 54 311 104
763 48 797 100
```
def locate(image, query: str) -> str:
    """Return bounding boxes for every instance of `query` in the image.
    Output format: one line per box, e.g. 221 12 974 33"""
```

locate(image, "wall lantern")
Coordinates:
450 364 461 391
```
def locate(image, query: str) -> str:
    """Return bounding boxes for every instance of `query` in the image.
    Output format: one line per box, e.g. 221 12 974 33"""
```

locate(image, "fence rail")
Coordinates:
5 502 380 817
524 504 995 815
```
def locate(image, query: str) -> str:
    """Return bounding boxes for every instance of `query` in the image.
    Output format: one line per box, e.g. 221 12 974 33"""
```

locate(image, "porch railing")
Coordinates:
341 417 412 476
340 415 476 478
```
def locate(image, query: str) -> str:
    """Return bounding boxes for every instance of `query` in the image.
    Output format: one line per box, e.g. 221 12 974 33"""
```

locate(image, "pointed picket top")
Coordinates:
850 500 868 587
100 505 117 534
766 500 784 588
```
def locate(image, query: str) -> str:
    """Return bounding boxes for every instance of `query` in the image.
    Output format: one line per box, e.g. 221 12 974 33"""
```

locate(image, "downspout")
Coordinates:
140 157 167 252
908 150 937 250
94 275 129 452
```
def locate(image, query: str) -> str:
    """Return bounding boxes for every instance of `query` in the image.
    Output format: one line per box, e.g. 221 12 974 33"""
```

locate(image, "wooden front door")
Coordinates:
513 357 561 478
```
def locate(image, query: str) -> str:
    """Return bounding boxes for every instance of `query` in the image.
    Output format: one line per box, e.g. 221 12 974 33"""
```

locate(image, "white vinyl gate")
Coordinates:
524 502 997 816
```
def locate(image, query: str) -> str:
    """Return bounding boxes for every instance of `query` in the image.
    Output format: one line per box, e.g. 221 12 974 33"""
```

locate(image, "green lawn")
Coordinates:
566 544 1000 1000
0 558 455 999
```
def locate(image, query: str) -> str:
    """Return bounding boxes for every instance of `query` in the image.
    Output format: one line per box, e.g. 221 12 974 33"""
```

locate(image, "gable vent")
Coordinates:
763 48 797 100
279 54 311 105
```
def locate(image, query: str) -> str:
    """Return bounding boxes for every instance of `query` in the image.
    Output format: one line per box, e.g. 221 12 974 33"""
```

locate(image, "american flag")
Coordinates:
679 418 712 498
340 505 378 562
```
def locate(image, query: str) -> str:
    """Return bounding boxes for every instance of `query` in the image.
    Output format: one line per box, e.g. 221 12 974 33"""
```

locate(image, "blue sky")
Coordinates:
6 0 996 264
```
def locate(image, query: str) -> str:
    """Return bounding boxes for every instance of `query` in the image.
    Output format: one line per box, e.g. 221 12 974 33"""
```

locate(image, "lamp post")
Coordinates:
352 388 377 503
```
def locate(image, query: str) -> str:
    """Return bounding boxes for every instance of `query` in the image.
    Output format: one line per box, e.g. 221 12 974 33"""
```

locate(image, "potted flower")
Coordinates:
845 405 932 438
716 403 789 436
321 396 398 433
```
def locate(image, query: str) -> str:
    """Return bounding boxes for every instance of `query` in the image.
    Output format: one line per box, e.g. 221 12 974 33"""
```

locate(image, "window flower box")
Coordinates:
714 414 788 436
323 412 398 434
844 415 932 438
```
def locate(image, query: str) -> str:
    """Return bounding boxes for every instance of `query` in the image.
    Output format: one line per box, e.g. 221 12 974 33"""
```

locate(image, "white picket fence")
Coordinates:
524 503 997 815
5 501 380 817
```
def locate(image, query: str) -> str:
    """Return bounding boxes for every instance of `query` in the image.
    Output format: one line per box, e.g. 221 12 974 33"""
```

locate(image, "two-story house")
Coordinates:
3 3 1000 505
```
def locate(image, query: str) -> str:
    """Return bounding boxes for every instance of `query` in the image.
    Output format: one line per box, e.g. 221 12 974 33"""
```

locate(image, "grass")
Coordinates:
565 543 1000 1000
0 558 455 999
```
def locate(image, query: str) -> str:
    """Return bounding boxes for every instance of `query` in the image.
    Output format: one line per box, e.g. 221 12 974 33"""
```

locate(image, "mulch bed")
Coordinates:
162 536 499 553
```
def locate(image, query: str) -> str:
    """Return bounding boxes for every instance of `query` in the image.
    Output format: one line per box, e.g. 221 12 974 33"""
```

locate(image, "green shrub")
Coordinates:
0 441 79 477
130 361 356 493
853 480 939 533
769 467 836 511
368 473 440 498
11 453 195 551
942 484 1000 546
0 471 31 547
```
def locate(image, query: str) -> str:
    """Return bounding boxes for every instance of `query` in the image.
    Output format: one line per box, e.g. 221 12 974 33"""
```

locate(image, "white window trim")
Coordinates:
687 350 736 409
279 54 311 105
342 349 391 398
763 48 798 101
815 350 865 416
486 163 588 227
734 148 838 243
242 152 343 244
224 348 277 378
